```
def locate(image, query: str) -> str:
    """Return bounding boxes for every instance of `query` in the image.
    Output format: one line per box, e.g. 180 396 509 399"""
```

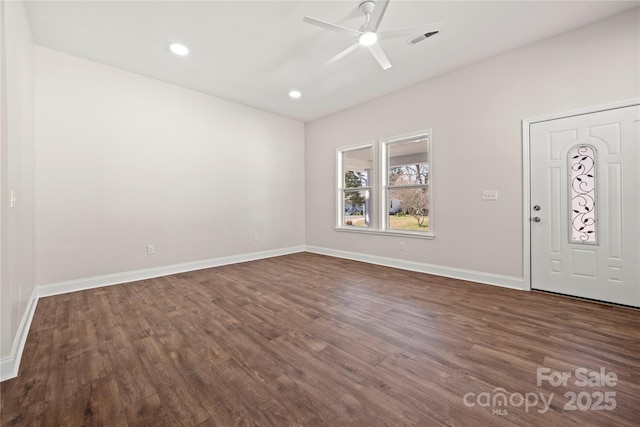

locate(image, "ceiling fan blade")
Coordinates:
303 16 360 36
325 42 360 66
367 0 390 32
367 43 392 70
377 22 442 41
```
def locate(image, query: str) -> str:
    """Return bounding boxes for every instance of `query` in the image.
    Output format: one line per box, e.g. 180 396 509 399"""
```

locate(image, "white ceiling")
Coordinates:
25 1 639 122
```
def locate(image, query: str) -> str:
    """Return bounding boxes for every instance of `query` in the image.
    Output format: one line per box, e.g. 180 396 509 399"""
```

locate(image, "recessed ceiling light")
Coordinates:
288 90 302 99
358 31 378 46
169 43 189 56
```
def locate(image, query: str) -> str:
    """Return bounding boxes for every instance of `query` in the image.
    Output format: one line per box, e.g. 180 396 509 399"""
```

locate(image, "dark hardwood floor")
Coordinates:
1 252 639 426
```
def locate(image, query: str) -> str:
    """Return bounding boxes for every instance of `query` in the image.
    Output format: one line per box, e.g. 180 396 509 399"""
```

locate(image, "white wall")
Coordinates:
34 47 305 286
305 9 640 279
0 0 36 361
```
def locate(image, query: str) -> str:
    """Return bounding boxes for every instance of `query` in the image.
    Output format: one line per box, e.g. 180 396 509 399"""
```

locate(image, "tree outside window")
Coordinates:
336 131 432 236
341 146 373 227
386 136 430 232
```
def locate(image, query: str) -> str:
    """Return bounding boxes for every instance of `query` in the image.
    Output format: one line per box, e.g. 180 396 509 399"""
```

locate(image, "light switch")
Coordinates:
10 191 17 208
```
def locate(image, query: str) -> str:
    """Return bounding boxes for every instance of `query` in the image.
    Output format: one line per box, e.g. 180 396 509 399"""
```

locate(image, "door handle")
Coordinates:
532 217 541 222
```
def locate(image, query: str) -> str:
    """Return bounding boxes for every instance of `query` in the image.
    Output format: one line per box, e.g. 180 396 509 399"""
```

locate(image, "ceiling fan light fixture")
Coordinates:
358 31 378 46
169 43 189 56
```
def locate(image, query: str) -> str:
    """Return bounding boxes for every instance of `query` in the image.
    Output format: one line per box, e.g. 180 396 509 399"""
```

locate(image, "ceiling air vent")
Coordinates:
407 31 439 47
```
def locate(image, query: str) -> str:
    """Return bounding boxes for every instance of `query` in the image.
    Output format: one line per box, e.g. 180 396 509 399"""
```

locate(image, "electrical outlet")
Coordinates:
254 233 260 241
399 241 406 251
482 190 498 201
147 244 155 255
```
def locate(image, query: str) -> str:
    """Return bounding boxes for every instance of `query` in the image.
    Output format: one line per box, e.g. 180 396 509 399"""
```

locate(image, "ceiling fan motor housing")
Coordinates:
359 1 376 16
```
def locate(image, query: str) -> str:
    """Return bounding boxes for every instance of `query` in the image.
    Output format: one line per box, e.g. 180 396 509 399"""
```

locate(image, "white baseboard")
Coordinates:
0 245 305 381
37 245 306 298
0 288 39 382
305 245 524 290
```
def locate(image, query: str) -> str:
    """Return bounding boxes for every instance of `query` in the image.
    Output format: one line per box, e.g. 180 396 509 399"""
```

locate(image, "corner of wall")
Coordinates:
0 289 38 381
0 0 37 366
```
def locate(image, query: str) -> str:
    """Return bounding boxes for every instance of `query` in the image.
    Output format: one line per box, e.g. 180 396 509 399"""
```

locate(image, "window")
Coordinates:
568 144 597 244
337 130 433 237
383 133 431 233
338 145 374 228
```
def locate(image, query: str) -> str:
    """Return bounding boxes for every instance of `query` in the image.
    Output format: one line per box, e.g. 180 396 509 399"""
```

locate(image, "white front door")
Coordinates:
530 105 640 307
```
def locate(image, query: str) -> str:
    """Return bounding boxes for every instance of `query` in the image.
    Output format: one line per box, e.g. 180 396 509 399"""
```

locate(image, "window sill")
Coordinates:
335 226 435 240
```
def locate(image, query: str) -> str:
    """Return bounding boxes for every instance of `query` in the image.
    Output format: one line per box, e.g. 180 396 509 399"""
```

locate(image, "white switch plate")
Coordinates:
482 190 498 201
10 190 17 208
146 245 155 255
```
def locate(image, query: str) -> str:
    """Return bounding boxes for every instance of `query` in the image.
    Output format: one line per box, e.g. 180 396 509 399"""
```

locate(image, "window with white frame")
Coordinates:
383 132 431 233
338 144 374 228
337 130 432 236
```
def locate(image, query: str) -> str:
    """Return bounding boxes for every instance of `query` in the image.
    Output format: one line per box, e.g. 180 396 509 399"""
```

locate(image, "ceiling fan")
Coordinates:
303 0 441 70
